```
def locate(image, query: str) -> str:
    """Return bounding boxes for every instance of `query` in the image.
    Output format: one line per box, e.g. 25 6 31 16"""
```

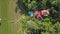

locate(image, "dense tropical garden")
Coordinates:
15 0 60 34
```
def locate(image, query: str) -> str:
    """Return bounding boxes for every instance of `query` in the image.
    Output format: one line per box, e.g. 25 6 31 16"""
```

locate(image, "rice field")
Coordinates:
0 0 21 34
0 0 11 34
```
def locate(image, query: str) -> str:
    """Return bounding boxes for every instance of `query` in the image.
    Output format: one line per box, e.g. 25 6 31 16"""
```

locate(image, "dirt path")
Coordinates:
9 0 22 34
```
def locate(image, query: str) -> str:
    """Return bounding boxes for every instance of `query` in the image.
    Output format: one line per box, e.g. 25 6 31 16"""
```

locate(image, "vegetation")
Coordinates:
0 0 11 34
16 0 60 34
18 16 60 34
0 0 60 34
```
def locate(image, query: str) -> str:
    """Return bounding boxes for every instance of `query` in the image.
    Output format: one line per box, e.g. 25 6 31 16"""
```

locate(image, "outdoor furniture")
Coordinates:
41 9 49 16
34 11 42 20
29 11 34 17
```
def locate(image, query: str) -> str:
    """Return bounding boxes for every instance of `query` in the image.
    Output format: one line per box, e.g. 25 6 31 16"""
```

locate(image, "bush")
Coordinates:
18 16 60 34
16 0 60 34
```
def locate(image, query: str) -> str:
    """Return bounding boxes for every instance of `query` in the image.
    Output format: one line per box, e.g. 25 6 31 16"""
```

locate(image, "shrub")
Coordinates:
18 16 60 34
16 0 60 34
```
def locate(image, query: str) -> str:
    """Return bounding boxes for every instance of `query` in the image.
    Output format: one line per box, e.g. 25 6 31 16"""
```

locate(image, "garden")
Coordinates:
0 0 60 34
15 0 60 34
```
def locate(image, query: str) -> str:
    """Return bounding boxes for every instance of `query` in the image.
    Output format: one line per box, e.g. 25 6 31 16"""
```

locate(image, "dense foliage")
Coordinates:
16 0 60 34
19 16 60 34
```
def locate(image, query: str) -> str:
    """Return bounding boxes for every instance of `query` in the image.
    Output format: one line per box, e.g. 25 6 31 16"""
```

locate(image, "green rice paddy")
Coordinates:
0 0 11 34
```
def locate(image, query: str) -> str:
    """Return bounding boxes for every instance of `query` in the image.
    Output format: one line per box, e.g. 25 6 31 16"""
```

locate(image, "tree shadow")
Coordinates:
0 22 1 26
28 28 46 34
15 0 29 15
15 6 18 13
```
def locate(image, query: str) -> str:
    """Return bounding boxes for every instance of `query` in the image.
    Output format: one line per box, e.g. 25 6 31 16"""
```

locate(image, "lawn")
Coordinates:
0 0 11 34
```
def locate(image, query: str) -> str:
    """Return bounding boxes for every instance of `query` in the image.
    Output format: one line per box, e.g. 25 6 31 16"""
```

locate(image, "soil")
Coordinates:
9 0 22 34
